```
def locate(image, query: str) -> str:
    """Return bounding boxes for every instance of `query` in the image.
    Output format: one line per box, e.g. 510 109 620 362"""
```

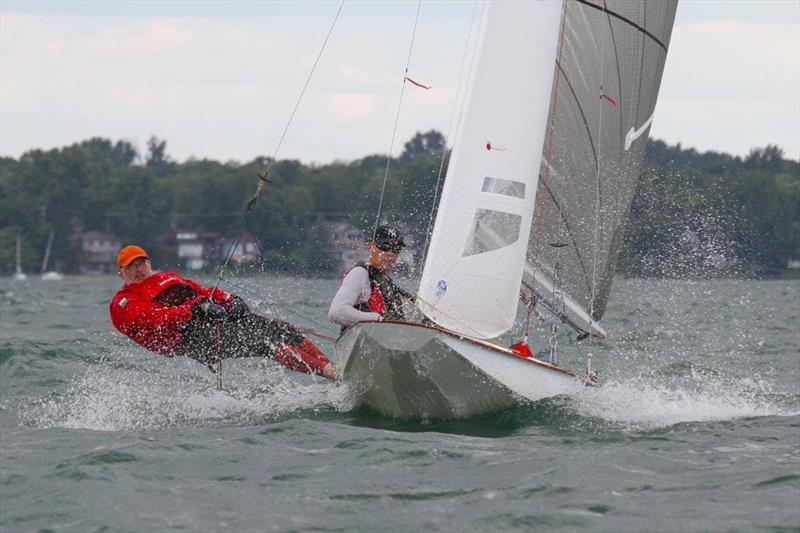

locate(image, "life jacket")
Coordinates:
353 263 405 320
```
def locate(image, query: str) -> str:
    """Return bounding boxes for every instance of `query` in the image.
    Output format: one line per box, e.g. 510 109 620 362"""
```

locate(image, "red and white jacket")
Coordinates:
109 272 233 355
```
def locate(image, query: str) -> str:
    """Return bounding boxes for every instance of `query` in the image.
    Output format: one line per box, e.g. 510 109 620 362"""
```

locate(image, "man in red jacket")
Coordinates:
110 245 338 380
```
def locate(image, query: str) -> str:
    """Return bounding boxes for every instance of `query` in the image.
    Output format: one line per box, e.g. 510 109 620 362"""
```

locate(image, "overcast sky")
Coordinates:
1 0 798 164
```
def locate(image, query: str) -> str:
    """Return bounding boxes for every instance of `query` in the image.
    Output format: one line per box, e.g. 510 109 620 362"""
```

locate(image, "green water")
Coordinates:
1 276 798 531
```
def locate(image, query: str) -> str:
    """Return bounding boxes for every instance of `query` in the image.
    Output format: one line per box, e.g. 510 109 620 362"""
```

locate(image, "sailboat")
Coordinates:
13 234 27 281
40 230 64 280
332 0 678 418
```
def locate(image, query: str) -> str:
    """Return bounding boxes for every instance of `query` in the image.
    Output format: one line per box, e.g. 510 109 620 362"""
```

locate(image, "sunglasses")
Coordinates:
375 242 402 253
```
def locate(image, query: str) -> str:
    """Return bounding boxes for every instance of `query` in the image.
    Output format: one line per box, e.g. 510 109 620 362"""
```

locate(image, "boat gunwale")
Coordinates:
347 319 598 387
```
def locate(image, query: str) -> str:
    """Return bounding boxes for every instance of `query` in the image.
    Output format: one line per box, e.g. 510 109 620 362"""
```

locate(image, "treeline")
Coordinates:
0 132 448 276
623 141 799 277
1 131 797 277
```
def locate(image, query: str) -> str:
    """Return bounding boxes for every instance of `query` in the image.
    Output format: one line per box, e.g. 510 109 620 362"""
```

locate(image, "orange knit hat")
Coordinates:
117 245 149 268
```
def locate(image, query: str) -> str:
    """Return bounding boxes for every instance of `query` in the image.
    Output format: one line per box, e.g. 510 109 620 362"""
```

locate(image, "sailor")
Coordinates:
328 225 411 330
110 245 338 380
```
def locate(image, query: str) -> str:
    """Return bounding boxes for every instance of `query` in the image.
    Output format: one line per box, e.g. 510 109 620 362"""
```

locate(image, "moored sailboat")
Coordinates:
13 234 27 281
333 0 678 419
40 230 64 281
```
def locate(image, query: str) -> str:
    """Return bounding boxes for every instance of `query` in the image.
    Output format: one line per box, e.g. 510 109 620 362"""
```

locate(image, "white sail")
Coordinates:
41 231 54 274
13 234 27 280
417 0 564 339
40 230 64 280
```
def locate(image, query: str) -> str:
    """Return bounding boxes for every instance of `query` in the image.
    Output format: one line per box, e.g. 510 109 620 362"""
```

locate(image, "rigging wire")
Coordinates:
219 276 339 341
210 0 346 300
537 0 570 364
246 0 347 212
587 1 611 356
372 0 424 240
419 0 481 278
205 0 346 387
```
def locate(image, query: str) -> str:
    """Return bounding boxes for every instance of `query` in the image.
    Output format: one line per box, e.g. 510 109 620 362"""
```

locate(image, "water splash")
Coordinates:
29 361 355 432
568 371 799 430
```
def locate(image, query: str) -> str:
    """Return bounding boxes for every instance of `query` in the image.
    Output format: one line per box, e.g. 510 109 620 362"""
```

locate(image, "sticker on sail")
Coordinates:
118 297 128 308
434 280 447 301
625 112 655 150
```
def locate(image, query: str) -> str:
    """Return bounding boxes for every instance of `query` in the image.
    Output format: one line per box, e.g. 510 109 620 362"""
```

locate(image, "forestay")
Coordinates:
525 0 678 337
417 0 564 339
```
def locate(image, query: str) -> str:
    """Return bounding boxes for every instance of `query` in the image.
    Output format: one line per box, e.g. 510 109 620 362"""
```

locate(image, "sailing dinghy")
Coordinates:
333 0 678 419
41 230 64 281
13 234 26 281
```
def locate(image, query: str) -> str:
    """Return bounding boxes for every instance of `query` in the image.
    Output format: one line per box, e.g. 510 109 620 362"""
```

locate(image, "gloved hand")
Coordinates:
227 296 249 317
192 298 228 321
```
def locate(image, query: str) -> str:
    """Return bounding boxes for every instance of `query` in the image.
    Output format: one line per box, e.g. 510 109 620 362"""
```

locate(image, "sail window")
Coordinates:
481 176 526 199
463 209 522 256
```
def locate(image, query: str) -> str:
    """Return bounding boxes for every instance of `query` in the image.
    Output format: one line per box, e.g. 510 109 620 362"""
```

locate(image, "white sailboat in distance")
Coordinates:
13 234 27 281
333 0 678 419
41 230 64 280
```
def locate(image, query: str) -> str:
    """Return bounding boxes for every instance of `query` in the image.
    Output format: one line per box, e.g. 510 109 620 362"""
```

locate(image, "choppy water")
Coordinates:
1 275 798 532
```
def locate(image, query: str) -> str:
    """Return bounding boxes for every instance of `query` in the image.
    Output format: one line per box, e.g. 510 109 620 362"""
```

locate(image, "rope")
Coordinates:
419 0 480 276
214 324 223 390
372 0 423 240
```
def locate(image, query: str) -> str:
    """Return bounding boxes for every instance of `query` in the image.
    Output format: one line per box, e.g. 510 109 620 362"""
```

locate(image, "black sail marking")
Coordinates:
556 61 599 170
601 0 626 164
575 0 668 52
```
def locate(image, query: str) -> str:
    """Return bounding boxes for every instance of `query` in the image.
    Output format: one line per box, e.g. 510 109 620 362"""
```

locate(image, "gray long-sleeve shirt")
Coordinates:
327 266 381 327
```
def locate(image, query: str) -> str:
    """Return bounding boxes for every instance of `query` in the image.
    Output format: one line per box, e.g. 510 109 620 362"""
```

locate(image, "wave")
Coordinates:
20 342 800 433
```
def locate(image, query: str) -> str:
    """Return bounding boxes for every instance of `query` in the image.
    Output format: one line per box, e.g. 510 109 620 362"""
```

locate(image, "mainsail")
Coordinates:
417 0 564 338
419 0 678 340
526 0 678 336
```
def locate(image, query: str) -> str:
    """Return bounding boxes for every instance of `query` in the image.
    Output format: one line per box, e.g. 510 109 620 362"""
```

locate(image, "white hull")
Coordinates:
41 271 64 281
333 321 595 419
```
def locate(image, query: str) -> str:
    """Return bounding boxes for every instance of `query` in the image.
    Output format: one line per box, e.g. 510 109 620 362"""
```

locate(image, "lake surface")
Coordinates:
1 275 798 532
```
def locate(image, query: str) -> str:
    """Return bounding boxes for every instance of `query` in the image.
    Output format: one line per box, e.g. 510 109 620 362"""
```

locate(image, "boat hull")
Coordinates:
333 321 593 419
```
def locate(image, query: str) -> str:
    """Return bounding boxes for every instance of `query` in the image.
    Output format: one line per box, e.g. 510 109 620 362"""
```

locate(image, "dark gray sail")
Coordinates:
524 0 678 336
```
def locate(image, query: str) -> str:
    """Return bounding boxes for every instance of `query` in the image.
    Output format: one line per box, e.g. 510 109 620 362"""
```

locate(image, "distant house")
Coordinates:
81 231 121 274
308 216 368 273
220 232 259 264
309 215 418 274
332 221 370 268
387 222 418 276
163 229 222 270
